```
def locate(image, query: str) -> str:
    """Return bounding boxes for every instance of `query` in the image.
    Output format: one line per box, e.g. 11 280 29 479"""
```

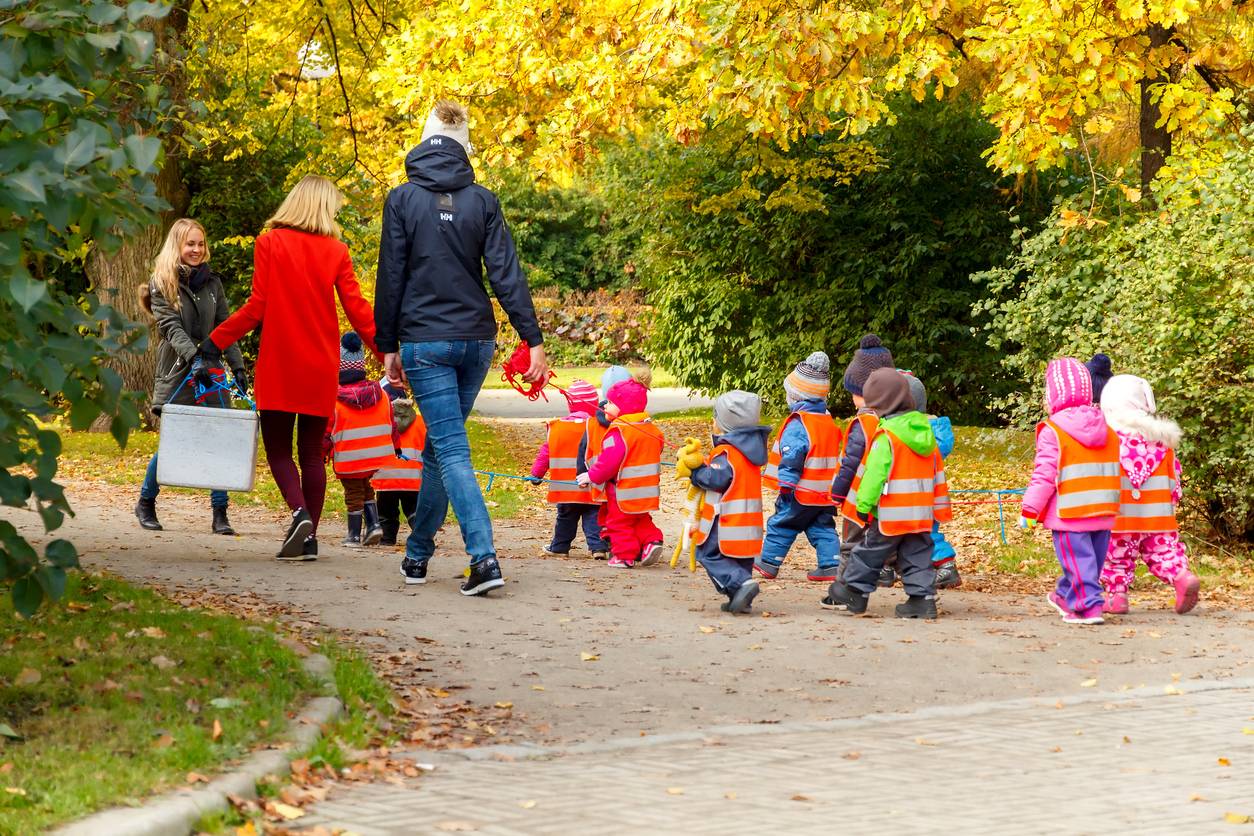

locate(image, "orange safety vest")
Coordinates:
763 411 844 505
330 396 395 477
874 429 952 536
1040 420 1121 519
371 416 426 491
585 417 610 503
840 413 879 522
546 419 595 504
1113 449 1178 534
611 413 664 513
694 443 764 557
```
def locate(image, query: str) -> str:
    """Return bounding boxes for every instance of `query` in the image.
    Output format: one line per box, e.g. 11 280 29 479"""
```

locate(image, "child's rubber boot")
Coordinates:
729 579 760 614
753 559 779 579
806 564 840 582
1173 570 1201 614
878 565 899 587
341 512 363 547
935 558 962 589
379 517 400 546
1102 593 1129 615
820 581 868 614
361 501 383 546
895 595 938 619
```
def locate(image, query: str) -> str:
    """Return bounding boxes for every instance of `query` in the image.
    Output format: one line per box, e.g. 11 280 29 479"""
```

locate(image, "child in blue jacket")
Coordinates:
906 374 961 588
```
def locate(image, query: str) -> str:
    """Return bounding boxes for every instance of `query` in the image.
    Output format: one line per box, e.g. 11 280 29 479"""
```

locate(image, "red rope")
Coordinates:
500 341 557 402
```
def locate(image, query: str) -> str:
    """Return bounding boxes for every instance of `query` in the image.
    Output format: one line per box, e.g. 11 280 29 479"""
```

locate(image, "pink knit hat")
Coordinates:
1045 357 1094 413
564 379 598 415
606 380 648 414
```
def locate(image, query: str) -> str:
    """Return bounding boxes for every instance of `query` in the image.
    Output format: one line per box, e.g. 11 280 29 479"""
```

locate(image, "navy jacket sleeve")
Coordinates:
374 193 407 354
830 421 865 501
482 194 543 346
690 451 734 494
576 431 589 476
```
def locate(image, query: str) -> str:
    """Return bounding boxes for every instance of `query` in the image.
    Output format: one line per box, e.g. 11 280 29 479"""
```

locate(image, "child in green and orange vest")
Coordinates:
822 368 952 619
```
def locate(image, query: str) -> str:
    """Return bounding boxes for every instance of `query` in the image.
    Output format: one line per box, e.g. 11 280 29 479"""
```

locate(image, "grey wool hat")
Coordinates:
713 390 762 431
905 373 928 415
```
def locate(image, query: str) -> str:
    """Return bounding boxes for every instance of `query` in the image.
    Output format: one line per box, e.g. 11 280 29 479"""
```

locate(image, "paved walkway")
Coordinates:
302 682 1254 834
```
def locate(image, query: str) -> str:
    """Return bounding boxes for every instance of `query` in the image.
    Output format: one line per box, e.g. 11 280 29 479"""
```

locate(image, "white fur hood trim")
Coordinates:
1103 408 1182 449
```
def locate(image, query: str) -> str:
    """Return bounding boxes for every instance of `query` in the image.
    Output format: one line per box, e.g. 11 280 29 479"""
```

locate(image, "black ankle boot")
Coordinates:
362 501 383 546
379 518 400 546
341 512 363 547
135 497 162 531
212 506 234 536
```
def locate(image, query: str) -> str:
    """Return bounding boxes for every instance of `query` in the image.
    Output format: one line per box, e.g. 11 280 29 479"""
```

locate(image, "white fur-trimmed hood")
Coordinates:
1103 408 1182 449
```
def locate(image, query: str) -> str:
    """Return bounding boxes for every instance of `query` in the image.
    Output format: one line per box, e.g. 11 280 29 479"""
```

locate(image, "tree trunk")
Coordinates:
86 4 192 431
1139 23 1176 195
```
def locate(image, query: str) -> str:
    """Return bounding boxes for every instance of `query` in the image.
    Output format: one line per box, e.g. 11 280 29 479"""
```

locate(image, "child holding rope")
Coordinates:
578 378 665 567
531 379 609 559
1098 374 1200 615
324 333 400 549
757 352 843 581
822 369 951 619
678 391 771 614
1019 357 1120 625
372 378 426 547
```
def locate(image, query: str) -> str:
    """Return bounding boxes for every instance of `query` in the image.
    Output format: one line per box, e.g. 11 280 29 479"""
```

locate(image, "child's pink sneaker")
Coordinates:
607 556 632 568
1102 593 1129 615
1046 590 1069 617
1173 570 1201 614
1062 606 1104 625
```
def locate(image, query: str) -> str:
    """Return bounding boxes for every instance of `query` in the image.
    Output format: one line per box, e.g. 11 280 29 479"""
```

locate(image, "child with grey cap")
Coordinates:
676 391 772 614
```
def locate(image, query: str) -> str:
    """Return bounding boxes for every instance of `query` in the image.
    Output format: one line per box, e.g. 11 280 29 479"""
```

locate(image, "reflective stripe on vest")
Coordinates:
371 416 427 491
840 413 879 522
695 444 764 557
876 429 952 536
1113 449 1178 533
613 417 664 513
547 419 595 504
585 418 609 503
763 411 843 506
1042 420 1121 519
331 396 396 477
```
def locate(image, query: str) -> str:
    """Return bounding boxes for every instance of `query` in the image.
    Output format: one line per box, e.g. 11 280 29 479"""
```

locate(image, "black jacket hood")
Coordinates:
405 142 475 191
712 426 772 467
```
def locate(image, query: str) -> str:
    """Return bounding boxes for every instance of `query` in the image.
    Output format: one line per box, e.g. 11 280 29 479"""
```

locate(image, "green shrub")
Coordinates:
601 94 1061 422
975 133 1254 539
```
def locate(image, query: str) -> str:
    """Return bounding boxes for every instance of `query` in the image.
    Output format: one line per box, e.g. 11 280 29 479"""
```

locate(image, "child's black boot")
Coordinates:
821 581 868 614
362 501 383 546
341 512 363 546
896 595 938 619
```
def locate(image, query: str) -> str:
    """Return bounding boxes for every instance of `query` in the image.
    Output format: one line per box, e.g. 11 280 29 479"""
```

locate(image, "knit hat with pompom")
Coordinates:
783 351 831 404
420 100 472 154
842 334 895 397
339 332 366 385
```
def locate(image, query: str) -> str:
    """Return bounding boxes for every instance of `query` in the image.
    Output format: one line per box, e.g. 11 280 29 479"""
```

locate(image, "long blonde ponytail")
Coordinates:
145 218 210 313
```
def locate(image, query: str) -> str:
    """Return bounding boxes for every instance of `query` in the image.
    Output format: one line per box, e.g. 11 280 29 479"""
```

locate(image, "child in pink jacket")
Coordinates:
1019 357 1120 625
1099 374 1200 615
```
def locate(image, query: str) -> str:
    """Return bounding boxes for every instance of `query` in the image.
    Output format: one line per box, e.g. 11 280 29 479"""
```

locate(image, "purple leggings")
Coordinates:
259 411 329 535
1053 529 1112 613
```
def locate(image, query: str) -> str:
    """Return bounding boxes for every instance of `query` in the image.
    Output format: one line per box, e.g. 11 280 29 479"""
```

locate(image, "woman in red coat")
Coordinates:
200 175 380 560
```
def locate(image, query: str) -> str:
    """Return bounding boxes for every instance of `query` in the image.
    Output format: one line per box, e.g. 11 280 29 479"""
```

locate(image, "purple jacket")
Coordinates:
1022 405 1116 532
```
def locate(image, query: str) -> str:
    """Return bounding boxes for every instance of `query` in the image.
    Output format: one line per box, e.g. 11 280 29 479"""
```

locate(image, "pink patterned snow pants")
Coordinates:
1101 532 1189 596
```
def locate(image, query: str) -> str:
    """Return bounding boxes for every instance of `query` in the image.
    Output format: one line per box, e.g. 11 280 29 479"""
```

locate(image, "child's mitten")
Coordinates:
1017 515 1038 530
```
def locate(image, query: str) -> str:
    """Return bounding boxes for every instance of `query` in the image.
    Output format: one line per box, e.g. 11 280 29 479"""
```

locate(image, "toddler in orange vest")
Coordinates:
1019 357 1120 625
679 391 771 614
577 379 664 567
757 352 843 582
372 379 426 547
323 333 400 547
1099 374 1200 615
821 369 951 619
530 379 609 560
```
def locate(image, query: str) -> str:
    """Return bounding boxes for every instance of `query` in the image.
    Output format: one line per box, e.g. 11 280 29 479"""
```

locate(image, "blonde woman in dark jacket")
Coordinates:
135 218 246 534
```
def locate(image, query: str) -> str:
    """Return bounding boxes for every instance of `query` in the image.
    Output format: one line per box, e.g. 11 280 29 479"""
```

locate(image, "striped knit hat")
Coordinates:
842 334 894 396
1045 357 1093 414
339 332 366 385
783 351 831 404
564 379 598 415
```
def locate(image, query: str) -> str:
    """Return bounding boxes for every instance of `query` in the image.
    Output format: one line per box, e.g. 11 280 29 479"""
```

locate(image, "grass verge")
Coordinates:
0 572 319 835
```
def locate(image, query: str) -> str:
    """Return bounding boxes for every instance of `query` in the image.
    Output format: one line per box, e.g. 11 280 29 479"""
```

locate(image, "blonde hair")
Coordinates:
264 175 343 239
144 218 209 314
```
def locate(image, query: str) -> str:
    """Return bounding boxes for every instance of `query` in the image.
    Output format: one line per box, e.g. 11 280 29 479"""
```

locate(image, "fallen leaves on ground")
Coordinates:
915 739 939 746
141 627 167 639
580 652 599 661
1081 679 1097 687
1220 758 1232 766
14 669 40 686
1225 812 1251 824
435 823 478 832
151 655 178 670
667 788 684 795
519 800 537 808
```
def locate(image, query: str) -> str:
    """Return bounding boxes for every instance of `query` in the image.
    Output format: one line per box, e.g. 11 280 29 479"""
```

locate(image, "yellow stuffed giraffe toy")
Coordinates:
671 436 706 572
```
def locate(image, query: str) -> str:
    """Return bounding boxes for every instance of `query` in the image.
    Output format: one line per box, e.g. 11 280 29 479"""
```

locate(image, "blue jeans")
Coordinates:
141 453 228 507
759 493 840 569
401 340 496 566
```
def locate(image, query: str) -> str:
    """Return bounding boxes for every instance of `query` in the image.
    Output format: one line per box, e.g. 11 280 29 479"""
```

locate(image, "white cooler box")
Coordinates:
156 404 259 492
